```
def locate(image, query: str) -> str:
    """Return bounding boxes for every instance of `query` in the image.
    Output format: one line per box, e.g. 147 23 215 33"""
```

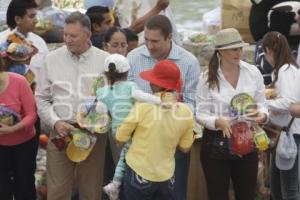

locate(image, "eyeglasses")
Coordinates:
106 43 128 49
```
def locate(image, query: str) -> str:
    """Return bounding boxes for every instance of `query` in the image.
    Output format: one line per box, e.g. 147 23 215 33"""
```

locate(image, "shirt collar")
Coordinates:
218 61 247 76
67 43 93 61
140 41 181 60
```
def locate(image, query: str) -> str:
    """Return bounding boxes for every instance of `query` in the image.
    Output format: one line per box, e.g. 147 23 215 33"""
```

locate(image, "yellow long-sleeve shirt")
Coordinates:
116 92 194 182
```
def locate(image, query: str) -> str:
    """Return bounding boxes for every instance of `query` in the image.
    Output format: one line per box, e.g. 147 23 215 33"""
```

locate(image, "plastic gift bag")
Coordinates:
231 120 254 156
252 124 270 151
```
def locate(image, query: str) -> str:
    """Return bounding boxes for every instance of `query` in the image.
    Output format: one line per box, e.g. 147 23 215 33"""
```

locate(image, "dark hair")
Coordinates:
207 51 220 90
122 28 138 42
104 26 127 43
6 0 38 29
145 15 172 38
85 6 110 32
65 11 91 32
262 31 299 87
105 62 128 88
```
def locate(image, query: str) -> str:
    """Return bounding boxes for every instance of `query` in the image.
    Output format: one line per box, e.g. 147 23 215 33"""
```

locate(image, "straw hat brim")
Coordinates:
215 42 249 50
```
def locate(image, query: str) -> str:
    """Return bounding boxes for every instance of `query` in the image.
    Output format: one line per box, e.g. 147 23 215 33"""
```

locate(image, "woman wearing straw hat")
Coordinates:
196 28 269 200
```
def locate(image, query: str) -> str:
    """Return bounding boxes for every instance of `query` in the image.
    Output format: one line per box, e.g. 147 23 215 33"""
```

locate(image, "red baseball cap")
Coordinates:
140 60 182 97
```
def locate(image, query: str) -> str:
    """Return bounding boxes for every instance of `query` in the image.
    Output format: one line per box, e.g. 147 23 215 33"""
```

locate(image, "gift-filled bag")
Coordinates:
0 105 21 125
76 97 111 134
66 128 97 163
252 124 270 151
231 120 254 156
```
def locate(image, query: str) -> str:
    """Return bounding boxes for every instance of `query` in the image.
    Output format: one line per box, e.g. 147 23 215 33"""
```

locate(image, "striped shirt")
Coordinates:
35 45 110 129
127 41 201 111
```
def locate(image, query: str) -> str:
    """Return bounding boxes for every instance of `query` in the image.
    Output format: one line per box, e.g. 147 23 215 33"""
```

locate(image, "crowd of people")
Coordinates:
1 0 300 200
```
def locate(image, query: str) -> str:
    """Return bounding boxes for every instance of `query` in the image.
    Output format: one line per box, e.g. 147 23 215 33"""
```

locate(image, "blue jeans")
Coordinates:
174 149 190 200
271 134 300 200
124 165 175 200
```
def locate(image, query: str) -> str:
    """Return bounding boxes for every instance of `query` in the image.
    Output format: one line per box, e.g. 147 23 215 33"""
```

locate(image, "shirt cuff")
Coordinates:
197 116 218 130
116 131 130 143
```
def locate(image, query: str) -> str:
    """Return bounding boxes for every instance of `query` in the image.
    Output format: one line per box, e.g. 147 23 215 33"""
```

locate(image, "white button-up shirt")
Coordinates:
35 45 109 128
196 60 268 130
266 64 300 134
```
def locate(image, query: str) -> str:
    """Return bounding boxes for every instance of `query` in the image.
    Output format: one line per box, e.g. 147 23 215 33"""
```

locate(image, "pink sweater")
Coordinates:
0 73 36 146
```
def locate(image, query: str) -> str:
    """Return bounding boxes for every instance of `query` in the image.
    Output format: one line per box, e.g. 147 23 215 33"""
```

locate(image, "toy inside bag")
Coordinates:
229 93 257 156
76 97 111 134
0 105 21 126
230 119 254 156
230 92 270 153
0 30 37 84
0 31 37 62
34 7 67 43
252 124 270 151
51 128 97 162
5 30 38 60
230 93 258 117
66 128 97 162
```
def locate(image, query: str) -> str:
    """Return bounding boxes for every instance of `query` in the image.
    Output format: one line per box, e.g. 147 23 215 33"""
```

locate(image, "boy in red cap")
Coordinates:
116 59 194 200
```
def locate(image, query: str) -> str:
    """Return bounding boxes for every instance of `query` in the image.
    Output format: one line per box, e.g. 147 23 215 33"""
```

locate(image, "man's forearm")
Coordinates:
128 0 169 33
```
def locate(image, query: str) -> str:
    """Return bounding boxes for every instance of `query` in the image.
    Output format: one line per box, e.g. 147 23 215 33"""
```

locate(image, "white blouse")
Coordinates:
266 64 300 134
196 61 268 130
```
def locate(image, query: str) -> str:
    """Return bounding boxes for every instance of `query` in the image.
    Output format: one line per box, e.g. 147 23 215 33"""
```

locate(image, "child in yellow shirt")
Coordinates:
116 60 194 200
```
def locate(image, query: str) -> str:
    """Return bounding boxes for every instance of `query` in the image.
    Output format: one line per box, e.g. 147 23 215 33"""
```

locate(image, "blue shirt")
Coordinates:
127 41 201 111
96 81 139 135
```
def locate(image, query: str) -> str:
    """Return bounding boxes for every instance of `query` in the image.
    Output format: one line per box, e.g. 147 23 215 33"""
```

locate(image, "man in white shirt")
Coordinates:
35 11 110 200
0 0 49 83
